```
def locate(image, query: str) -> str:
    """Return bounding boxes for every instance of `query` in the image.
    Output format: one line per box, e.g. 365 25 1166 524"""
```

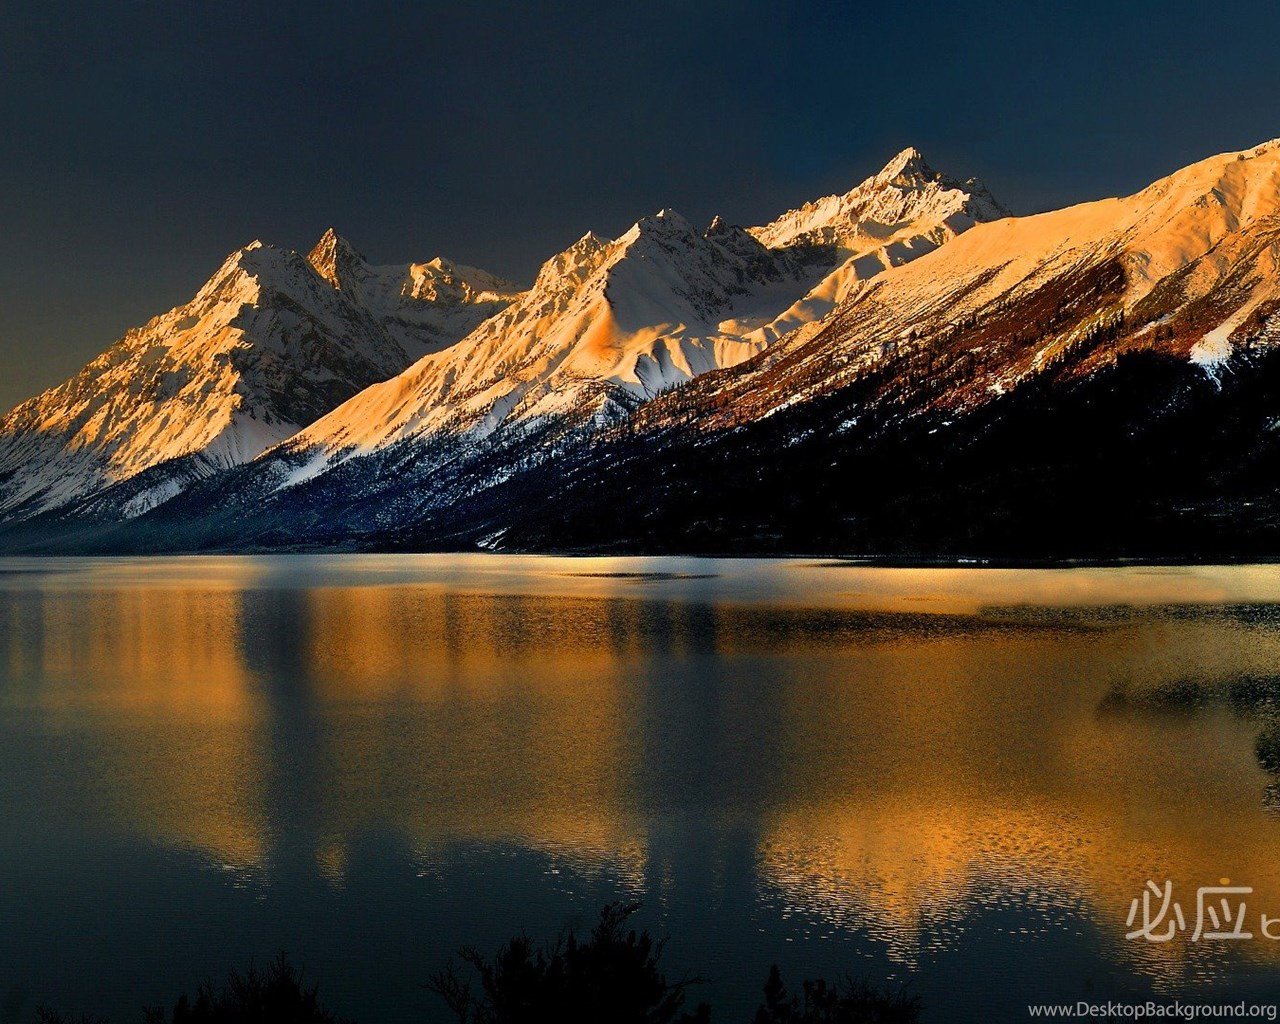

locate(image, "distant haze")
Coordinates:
1 0 1277 411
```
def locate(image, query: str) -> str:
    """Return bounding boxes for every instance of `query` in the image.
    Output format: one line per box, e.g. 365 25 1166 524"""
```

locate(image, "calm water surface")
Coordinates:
3 555 1280 1021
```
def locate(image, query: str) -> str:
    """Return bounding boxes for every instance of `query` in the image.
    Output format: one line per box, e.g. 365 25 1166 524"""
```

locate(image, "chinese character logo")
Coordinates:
1126 879 1259 943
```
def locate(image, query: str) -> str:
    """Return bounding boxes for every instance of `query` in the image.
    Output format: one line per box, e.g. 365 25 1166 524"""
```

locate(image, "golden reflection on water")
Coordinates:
752 625 1280 988
2 583 270 864
4 556 1280 990
300 588 651 872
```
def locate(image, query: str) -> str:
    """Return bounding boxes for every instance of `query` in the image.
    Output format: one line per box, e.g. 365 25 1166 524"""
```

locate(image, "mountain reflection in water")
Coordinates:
2 555 1280 1022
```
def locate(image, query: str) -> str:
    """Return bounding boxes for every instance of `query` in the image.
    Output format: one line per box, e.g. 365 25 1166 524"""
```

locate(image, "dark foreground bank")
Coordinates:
37 904 921 1024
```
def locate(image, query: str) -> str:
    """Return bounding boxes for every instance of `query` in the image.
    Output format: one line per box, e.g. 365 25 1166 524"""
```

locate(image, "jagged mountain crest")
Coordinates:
749 146 1010 252
99 135 1280 559
268 199 857 470
307 227 521 308
212 153 1013 515
1 136 1276 557
656 138 1280 437
306 227 365 289
876 145 929 180
0 144 1011 533
0 233 521 520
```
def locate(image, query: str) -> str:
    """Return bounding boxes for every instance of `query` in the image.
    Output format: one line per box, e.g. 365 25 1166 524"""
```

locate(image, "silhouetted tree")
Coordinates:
751 965 921 1024
38 955 350 1024
35 926 925 1024
426 902 708 1024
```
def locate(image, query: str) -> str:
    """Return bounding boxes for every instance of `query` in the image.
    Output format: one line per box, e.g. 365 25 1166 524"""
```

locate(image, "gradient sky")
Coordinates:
2 0 1277 411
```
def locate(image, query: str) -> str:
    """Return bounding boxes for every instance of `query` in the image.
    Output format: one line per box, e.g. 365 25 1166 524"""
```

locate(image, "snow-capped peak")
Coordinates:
620 208 700 247
750 147 1009 252
0 230 522 522
703 214 765 253
304 229 522 321
307 227 365 289
652 207 690 224
874 146 929 182
243 149 1020 492
13 136 1280 553
0 146 1014 532
531 231 612 291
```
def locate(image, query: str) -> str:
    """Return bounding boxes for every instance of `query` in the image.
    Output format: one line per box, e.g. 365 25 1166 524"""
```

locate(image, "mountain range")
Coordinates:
2 139 1279 559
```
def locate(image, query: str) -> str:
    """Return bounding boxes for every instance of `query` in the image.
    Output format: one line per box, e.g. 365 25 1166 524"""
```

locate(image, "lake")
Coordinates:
2 555 1280 1022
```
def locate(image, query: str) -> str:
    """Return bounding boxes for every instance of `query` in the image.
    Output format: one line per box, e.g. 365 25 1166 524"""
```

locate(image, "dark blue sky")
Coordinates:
2 0 1277 410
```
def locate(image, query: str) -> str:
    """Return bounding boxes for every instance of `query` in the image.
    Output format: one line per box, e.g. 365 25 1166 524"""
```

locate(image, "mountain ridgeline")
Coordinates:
3 140 1280 559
